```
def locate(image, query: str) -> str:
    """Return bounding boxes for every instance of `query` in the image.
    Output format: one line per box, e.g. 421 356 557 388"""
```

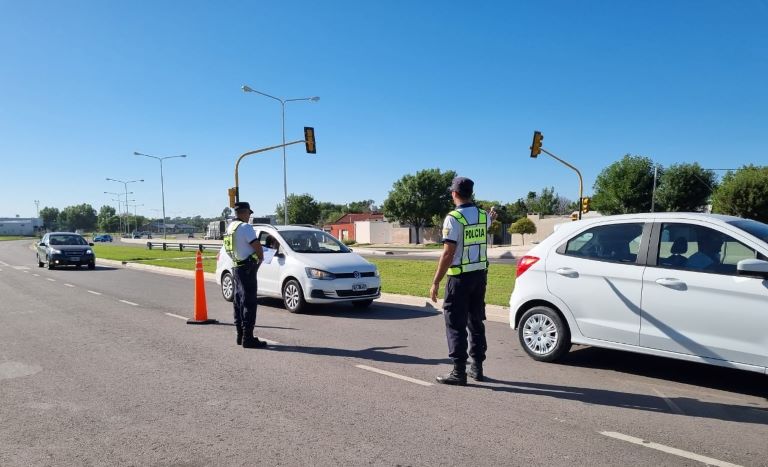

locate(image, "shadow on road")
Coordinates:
255 297 440 321
478 377 768 425
270 344 451 366
559 346 768 399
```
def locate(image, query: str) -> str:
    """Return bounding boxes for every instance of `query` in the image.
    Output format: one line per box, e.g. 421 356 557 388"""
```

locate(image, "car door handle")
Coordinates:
655 278 687 290
555 267 579 278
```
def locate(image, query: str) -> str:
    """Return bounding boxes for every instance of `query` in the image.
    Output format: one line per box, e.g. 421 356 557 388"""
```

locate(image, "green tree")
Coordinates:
382 168 456 244
58 204 97 231
347 199 376 213
508 217 537 245
711 165 768 222
655 163 716 212
275 193 321 225
97 205 119 232
592 154 657 214
39 207 60 231
526 187 559 215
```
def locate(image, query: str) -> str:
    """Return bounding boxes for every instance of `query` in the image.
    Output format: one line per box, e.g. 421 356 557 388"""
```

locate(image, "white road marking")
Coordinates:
652 387 685 415
13 266 30 270
165 313 189 321
46 278 56 282
355 364 433 387
260 338 280 345
23 270 29 273
64 284 75 288
32 274 40 277
119 300 139 306
0 268 3 272
600 431 742 467
87 290 102 295
0 261 8 266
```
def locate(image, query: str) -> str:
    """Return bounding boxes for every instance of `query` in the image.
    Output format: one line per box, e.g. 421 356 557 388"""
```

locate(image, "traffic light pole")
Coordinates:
539 148 584 220
232 139 306 207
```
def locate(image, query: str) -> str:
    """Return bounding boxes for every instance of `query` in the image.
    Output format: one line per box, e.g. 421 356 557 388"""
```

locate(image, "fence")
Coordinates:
146 242 220 252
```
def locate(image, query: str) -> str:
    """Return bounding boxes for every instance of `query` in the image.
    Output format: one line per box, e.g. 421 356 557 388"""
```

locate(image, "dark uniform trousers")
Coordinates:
443 269 488 365
232 258 258 331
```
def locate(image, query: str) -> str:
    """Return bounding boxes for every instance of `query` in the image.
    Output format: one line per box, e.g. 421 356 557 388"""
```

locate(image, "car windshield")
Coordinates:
280 230 350 253
49 234 88 246
728 219 768 244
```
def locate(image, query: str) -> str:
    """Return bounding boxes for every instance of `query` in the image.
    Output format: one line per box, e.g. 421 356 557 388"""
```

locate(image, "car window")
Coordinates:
258 233 280 252
727 219 768 243
280 230 350 253
563 223 644 263
656 223 759 275
49 234 88 245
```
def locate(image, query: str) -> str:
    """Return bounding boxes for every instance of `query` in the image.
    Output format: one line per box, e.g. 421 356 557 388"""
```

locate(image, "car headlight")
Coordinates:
51 249 62 254
373 268 380 277
86 249 93 255
305 268 336 280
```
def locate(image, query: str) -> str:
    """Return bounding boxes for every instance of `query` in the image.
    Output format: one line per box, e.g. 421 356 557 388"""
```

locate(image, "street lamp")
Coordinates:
242 84 319 225
106 178 143 235
104 191 132 234
133 152 186 239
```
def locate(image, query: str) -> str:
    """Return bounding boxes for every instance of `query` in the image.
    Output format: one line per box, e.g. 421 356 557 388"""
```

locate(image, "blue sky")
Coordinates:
2 1 767 219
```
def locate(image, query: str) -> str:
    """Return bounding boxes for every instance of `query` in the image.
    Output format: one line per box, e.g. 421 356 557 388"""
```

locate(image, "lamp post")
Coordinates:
241 85 319 225
126 202 143 234
133 152 186 239
106 178 143 235
104 191 131 234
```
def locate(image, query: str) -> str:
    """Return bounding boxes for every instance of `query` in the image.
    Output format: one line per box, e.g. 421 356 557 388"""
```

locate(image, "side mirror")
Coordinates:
39 242 46 247
275 252 285 258
88 242 94 246
736 259 768 279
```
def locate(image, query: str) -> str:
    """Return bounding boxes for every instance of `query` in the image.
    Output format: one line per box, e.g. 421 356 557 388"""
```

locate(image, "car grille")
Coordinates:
334 271 376 279
336 288 380 297
64 250 86 256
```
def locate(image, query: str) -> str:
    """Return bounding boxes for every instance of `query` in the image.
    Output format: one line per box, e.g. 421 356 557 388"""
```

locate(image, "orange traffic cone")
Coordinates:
187 250 218 325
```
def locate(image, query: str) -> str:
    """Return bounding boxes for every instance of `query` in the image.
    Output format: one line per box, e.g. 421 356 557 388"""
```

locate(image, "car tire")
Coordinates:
47 257 55 270
88 261 95 270
518 306 571 362
352 299 373 308
221 271 234 302
37 255 44 268
282 279 306 314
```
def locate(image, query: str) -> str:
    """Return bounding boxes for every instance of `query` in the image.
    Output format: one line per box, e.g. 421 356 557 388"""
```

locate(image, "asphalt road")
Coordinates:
1 239 767 466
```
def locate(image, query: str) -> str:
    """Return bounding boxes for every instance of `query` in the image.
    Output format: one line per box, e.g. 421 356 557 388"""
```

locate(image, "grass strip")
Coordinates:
0 236 35 241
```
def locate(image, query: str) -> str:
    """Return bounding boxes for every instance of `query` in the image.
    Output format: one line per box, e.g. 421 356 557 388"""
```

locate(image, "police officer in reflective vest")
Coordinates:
430 177 495 385
224 202 266 348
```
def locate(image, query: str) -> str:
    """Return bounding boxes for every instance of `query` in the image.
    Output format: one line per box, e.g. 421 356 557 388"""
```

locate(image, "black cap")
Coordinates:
449 176 474 197
234 201 253 214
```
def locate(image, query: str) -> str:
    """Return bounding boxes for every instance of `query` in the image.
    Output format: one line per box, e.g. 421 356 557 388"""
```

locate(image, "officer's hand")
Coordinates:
489 207 498 221
429 282 439 303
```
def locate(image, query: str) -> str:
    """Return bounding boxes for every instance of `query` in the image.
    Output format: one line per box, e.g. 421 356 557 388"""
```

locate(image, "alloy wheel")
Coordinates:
522 313 559 356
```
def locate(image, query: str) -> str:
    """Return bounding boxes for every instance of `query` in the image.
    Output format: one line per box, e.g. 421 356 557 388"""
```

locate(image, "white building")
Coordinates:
0 217 43 236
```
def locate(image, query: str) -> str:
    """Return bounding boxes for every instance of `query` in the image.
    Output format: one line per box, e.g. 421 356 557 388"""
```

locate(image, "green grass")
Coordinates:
0 236 34 241
94 244 516 306
367 258 515 306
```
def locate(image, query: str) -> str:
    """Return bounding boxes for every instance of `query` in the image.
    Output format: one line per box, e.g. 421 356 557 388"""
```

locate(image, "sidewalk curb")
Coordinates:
96 258 510 325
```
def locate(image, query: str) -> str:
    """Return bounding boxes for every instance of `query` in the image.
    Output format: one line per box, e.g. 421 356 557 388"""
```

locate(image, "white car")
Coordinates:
510 213 768 374
216 224 381 313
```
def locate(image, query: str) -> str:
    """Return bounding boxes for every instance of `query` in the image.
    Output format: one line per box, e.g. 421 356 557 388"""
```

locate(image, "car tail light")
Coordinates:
516 255 540 278
216 251 220 261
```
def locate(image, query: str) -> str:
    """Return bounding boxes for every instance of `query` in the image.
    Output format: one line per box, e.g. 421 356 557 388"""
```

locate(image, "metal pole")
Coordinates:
123 183 129 235
234 140 306 204
281 100 288 225
160 159 167 239
540 148 584 219
651 165 658 213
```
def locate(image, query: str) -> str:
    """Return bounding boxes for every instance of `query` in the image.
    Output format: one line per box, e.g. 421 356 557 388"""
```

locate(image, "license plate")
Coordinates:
352 283 367 291
69 257 80 262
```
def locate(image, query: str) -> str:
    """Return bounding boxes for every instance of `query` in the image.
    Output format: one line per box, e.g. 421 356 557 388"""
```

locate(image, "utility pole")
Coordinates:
651 165 659 213
34 200 40 217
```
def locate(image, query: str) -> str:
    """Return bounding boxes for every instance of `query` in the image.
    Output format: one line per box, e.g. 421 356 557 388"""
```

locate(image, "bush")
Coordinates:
342 239 357 246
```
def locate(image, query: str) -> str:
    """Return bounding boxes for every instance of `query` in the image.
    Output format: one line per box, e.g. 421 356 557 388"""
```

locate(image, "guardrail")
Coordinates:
146 241 221 252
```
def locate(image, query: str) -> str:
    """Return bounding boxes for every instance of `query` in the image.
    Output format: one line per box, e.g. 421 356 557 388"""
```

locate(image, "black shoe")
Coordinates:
236 329 243 346
468 363 484 382
242 336 268 349
435 369 467 386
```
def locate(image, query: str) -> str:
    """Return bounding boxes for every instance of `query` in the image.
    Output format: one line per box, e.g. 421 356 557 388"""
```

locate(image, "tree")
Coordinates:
221 207 232 218
592 154 657 214
39 207 60 231
526 187 559 215
711 165 768 222
508 217 536 245
58 204 97 231
97 205 119 232
656 163 716 212
275 193 321 225
382 168 456 244
347 199 376 213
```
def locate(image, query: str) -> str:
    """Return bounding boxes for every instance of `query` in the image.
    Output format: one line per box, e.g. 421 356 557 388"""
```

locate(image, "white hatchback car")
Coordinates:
216 224 381 313
510 213 768 374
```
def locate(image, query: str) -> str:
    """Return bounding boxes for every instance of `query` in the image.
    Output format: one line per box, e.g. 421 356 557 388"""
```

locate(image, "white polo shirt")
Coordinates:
227 221 257 261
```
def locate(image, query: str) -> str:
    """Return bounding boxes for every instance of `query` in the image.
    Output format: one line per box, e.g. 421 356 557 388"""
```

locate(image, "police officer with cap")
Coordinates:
223 201 266 348
430 177 495 385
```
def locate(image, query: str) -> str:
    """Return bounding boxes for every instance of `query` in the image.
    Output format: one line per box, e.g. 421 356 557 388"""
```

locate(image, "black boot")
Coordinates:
236 328 243 346
468 362 484 382
436 363 467 386
242 328 267 349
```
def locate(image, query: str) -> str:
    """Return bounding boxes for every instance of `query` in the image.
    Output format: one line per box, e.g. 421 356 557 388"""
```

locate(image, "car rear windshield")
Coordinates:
728 219 768 243
280 230 350 253
49 234 88 245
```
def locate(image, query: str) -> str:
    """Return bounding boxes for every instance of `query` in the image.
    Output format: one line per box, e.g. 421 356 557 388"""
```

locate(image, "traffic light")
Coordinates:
228 187 237 208
581 197 591 214
304 127 316 154
570 212 578 221
530 131 543 158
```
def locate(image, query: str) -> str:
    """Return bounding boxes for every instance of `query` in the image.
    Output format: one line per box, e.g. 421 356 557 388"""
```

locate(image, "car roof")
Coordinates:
252 224 321 232
48 232 84 236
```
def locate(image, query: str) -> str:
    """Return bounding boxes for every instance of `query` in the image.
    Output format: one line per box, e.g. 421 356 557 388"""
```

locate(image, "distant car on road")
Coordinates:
215 224 381 313
509 213 768 375
36 232 96 270
93 234 113 242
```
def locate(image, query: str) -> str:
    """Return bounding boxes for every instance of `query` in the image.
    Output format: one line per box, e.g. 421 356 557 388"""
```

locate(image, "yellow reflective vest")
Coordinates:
447 208 488 276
